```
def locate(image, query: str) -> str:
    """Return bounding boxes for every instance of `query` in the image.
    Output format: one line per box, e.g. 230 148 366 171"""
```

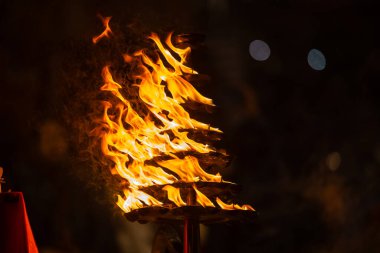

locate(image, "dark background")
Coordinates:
1 0 380 252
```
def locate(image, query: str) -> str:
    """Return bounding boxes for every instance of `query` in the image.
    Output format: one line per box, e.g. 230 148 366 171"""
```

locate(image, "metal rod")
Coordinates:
183 217 200 253
183 218 189 253
183 186 200 253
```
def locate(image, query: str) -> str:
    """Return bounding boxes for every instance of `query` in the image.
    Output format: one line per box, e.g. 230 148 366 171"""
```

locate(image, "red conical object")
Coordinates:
0 192 39 253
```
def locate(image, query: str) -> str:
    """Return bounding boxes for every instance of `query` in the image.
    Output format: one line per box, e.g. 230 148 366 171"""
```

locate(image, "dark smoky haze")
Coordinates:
1 0 380 252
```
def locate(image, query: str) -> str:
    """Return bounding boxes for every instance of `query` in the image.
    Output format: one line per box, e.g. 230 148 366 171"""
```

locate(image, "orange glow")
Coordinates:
163 185 186 207
216 197 255 211
92 15 112 44
122 53 134 63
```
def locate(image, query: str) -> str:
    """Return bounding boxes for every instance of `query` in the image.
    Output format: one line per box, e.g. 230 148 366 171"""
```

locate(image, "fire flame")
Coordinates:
163 185 186 207
92 15 112 44
193 184 215 207
216 197 255 211
94 19 254 213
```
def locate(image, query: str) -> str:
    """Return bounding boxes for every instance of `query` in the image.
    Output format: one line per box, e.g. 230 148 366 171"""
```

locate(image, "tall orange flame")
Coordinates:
94 18 253 213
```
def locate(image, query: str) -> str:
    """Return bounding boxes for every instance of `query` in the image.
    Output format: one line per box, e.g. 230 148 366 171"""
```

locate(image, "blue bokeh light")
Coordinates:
307 49 326 71
249 40 271 61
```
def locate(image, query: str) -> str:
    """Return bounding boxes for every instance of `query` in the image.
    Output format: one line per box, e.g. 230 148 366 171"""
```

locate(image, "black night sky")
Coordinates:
1 0 380 252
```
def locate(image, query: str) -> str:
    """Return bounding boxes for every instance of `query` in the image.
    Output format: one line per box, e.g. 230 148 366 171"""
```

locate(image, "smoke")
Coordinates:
59 18 138 206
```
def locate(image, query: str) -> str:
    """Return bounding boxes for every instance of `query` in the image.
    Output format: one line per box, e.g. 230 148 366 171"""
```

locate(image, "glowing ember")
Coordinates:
93 17 254 213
